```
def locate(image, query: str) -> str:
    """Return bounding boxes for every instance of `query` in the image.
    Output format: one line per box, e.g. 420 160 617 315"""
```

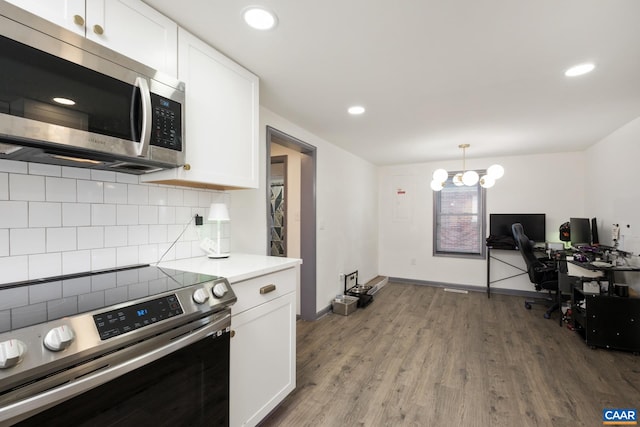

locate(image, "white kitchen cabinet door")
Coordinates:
85 0 177 77
230 291 296 427
141 28 259 190
5 0 177 78
4 0 85 35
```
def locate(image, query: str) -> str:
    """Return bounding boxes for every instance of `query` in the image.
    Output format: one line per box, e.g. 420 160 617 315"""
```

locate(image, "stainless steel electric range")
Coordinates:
0 264 236 426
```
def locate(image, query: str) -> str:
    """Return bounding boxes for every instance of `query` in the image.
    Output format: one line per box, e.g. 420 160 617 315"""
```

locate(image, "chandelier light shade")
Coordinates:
430 144 504 191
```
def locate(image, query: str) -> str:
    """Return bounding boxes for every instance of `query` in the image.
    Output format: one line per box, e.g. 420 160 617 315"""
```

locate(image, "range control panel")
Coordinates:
93 294 183 340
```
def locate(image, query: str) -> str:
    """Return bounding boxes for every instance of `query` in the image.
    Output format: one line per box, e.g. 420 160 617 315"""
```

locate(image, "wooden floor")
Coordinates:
260 282 640 427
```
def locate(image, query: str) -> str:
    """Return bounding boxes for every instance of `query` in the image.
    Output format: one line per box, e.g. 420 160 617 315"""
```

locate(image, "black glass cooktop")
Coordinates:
0 265 220 334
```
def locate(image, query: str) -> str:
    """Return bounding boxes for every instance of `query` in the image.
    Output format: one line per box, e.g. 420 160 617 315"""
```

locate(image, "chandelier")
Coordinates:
430 144 504 191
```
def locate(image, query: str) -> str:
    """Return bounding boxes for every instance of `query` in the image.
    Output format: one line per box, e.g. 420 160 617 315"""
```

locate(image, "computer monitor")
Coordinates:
489 213 546 242
570 217 591 245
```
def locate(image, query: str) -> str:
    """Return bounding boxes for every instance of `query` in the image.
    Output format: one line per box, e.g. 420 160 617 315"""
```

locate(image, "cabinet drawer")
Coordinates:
231 267 296 315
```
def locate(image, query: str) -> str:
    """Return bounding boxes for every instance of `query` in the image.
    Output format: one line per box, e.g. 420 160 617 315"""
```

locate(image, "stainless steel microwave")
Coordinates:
0 2 185 174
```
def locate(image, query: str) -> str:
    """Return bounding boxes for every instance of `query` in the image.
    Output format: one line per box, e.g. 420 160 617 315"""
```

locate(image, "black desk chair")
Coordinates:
511 223 559 319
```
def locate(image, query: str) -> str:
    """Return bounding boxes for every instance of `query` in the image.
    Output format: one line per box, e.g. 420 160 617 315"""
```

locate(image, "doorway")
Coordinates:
266 126 317 321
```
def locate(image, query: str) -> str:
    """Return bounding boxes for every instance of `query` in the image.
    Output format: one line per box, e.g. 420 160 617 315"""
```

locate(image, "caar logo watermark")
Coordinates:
603 408 637 425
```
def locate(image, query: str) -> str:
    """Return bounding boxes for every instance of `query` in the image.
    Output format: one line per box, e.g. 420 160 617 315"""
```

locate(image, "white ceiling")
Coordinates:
144 0 640 165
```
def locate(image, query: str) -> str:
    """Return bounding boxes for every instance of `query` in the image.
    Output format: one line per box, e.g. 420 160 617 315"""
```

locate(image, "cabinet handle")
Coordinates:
230 330 236 338
93 24 104 35
183 164 191 171
73 15 84 26
260 284 276 294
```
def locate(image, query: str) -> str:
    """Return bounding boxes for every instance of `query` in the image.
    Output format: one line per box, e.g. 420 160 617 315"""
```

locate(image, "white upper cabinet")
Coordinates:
5 0 178 77
142 28 259 190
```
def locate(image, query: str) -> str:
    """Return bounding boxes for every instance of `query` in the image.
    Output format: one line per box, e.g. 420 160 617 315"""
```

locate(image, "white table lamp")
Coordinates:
205 203 230 258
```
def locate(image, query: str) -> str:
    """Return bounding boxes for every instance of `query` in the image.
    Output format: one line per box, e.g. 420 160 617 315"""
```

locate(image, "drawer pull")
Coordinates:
260 284 276 294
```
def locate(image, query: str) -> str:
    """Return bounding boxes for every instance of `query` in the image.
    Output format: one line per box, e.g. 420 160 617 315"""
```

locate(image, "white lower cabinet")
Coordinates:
230 268 297 427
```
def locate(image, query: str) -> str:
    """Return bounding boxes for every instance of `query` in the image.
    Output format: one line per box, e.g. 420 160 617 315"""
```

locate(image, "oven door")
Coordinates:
5 311 230 427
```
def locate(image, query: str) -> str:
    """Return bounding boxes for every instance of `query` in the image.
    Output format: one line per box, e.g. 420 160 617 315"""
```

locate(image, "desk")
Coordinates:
486 246 550 298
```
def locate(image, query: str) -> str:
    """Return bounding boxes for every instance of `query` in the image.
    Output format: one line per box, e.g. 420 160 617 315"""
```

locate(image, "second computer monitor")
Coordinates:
570 217 591 245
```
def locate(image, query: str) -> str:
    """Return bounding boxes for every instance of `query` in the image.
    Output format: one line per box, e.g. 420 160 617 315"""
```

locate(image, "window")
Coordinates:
433 173 486 258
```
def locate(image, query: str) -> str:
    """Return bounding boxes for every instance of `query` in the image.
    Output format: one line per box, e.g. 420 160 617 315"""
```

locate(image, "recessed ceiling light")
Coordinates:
564 63 595 77
242 6 278 30
348 106 365 115
53 97 75 106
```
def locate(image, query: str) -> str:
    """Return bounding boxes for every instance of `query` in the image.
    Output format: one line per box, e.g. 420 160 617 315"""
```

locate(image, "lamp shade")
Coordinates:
208 203 230 221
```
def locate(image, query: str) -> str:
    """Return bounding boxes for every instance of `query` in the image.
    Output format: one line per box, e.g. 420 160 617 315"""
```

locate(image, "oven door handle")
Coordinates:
0 313 230 425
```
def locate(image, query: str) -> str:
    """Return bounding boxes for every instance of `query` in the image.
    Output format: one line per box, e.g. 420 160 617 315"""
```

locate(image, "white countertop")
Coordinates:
159 253 301 283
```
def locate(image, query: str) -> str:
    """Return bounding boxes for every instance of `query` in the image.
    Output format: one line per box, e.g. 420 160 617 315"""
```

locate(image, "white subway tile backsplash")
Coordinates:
116 172 138 184
45 177 76 202
116 204 138 225
104 182 127 204
128 184 148 205
1 161 230 286
61 250 91 275
0 173 8 200
78 226 104 250
47 228 77 252
149 225 168 244
0 201 28 228
10 174 45 201
116 246 139 267
29 202 62 227
91 170 116 182
158 206 176 225
167 188 183 206
11 228 45 255
62 166 90 179
0 159 27 174
139 205 158 225
91 204 116 226
104 226 127 247
0 229 8 257
175 241 192 259
139 244 159 264
62 203 91 226
91 248 116 270
28 253 62 279
77 180 103 203
128 225 149 245
29 163 61 177
0 255 28 283
183 189 199 207
149 186 168 206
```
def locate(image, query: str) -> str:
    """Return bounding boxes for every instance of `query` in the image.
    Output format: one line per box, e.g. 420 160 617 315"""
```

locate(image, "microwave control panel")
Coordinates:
150 93 182 151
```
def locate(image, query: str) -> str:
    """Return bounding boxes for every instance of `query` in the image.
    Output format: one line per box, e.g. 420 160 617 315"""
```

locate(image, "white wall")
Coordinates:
585 115 640 257
0 160 230 286
232 106 379 313
378 151 585 291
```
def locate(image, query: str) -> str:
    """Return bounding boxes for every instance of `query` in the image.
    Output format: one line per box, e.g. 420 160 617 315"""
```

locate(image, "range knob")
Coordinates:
212 282 228 298
0 339 26 369
192 288 209 304
44 325 75 352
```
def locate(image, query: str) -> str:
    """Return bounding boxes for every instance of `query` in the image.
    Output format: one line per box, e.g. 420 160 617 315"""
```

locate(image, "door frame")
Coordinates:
266 126 317 321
